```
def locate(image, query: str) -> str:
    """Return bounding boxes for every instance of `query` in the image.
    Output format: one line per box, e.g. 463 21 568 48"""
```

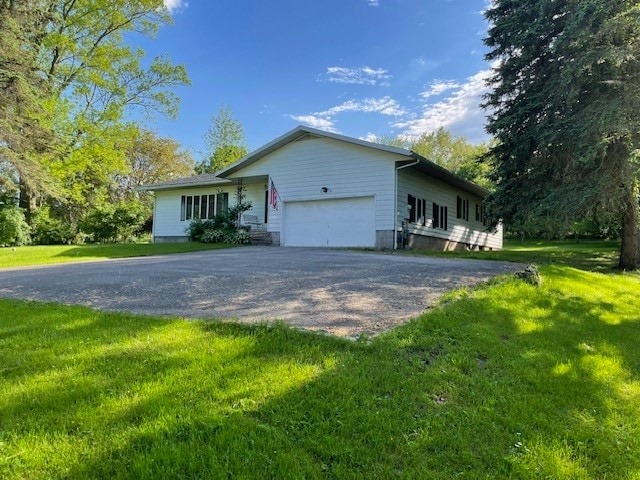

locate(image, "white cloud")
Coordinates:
317 97 406 117
164 0 186 13
393 68 492 142
289 96 405 133
321 66 391 86
288 115 338 133
360 132 381 143
420 80 460 99
366 0 380 6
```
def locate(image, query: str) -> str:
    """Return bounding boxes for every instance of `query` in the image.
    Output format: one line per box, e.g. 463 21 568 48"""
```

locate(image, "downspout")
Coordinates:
394 156 420 249
152 192 157 243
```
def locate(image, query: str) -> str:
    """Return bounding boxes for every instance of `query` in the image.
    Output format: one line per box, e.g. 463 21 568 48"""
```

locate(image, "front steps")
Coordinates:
249 230 272 246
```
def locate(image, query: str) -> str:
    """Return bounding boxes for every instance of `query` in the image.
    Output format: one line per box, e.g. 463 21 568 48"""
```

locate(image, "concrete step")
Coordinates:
249 231 272 246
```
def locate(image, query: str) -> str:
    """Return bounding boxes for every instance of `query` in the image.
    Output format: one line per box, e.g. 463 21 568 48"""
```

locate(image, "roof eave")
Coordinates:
410 152 490 198
136 179 233 192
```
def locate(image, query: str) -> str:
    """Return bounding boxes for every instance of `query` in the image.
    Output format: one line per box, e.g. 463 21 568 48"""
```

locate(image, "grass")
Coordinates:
409 238 622 271
1 240 639 478
0 242 234 269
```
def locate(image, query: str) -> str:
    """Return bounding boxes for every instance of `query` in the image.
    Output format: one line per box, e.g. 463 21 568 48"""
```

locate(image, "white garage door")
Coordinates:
283 197 375 247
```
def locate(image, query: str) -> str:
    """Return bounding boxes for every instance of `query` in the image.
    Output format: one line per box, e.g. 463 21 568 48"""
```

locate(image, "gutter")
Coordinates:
393 158 420 249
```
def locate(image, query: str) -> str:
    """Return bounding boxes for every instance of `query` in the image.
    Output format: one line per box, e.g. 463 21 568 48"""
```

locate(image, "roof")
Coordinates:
409 153 489 198
136 173 232 191
138 125 489 198
217 125 489 198
215 125 413 177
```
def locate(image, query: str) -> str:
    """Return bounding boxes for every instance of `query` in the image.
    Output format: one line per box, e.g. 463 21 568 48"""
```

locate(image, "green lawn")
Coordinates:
1 241 639 478
410 238 622 271
0 242 234 269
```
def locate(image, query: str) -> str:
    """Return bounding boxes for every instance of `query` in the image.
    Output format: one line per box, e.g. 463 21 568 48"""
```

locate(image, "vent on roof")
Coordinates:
293 133 318 142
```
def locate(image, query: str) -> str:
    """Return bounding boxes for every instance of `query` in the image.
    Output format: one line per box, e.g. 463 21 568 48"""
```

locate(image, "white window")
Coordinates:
180 193 229 221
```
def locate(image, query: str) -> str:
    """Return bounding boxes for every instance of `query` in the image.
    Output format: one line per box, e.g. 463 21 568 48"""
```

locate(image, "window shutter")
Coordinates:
408 195 416 223
180 196 186 221
433 202 439 228
185 196 193 220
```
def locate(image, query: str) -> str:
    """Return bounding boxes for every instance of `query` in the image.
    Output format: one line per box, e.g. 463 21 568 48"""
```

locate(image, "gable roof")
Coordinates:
139 125 489 198
215 125 413 178
217 125 489 198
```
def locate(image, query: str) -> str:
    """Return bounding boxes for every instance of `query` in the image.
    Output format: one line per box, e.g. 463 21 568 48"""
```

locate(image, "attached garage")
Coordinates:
283 196 375 247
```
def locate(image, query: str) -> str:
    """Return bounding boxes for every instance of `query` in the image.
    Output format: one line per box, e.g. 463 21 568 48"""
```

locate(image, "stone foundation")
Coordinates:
153 236 190 243
375 230 395 250
269 231 281 246
405 233 495 252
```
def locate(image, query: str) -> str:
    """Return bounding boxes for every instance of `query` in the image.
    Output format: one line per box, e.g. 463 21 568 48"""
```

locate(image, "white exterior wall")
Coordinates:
397 168 503 249
227 137 400 235
152 182 265 239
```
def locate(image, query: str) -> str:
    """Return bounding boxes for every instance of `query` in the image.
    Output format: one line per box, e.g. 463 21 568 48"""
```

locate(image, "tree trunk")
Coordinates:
618 185 639 270
18 180 37 224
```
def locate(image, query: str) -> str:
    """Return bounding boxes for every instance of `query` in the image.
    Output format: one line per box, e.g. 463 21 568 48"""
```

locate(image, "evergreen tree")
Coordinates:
0 0 57 207
484 0 640 269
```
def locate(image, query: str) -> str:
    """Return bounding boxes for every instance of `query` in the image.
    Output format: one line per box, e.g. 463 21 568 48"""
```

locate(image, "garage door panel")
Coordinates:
284 197 375 247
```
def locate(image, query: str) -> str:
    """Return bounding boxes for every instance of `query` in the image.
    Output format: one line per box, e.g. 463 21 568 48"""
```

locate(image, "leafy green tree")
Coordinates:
2 0 190 226
409 129 493 190
197 105 248 173
80 201 147 243
112 129 194 203
0 205 30 246
484 0 640 269
375 129 493 190
43 0 189 222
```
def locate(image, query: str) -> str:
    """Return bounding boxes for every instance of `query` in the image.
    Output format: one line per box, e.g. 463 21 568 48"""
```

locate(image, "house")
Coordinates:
141 126 502 250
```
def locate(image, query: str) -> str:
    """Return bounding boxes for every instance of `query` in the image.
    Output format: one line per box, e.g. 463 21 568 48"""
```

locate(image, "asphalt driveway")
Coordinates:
0 247 521 337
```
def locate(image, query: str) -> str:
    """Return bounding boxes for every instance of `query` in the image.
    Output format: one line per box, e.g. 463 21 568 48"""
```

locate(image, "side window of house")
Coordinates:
407 194 427 226
432 202 448 230
217 192 229 213
475 203 487 225
180 193 230 221
456 196 469 221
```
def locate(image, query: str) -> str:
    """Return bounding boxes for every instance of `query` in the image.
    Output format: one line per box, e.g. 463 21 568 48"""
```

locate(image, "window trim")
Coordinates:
180 192 230 221
407 194 427 226
456 196 469 221
433 202 448 230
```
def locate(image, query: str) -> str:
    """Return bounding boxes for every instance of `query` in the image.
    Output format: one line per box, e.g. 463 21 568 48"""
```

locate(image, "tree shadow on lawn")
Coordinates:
2 269 640 479
50 243 230 261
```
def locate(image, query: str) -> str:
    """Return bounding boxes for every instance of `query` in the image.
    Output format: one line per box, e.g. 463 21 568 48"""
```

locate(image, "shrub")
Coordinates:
199 228 251 245
186 219 219 241
81 202 147 243
199 228 225 243
31 207 76 245
0 206 31 246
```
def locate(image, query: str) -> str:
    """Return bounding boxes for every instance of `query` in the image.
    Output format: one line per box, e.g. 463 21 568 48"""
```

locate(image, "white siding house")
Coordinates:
141 126 502 250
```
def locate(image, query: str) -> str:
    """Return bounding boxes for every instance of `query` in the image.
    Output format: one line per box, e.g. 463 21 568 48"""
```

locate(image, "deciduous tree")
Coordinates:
2 0 190 226
113 129 194 203
374 129 493 190
198 105 247 173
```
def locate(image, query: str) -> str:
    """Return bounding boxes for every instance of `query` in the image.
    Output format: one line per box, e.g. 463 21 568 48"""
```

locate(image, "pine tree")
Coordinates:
484 0 640 269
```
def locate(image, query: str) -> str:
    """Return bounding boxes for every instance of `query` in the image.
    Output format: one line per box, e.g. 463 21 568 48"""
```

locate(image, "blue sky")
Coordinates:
144 0 492 158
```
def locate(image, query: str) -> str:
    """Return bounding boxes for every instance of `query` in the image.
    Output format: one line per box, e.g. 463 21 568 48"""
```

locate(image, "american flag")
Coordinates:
269 179 279 210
